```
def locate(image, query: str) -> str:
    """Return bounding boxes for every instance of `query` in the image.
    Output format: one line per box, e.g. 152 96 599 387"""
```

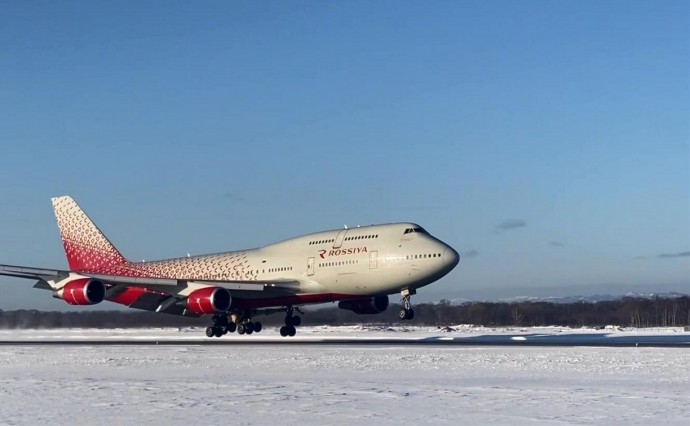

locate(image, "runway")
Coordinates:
1 336 689 347
1 326 689 347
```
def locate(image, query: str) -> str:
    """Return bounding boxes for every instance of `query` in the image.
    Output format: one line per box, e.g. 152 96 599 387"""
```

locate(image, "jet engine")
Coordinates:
185 287 232 315
54 278 106 305
338 295 389 315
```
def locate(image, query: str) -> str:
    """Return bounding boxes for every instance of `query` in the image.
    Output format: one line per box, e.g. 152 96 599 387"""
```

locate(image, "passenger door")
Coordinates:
307 257 315 276
369 251 378 270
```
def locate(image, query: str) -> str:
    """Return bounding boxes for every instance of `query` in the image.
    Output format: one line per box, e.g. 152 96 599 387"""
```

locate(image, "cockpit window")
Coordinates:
403 227 428 235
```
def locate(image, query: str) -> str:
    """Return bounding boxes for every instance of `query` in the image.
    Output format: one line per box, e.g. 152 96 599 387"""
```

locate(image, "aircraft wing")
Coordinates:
1 263 305 316
0 263 302 292
0 264 69 280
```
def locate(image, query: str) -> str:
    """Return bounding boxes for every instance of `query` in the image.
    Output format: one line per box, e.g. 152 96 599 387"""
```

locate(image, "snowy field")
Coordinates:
0 327 688 425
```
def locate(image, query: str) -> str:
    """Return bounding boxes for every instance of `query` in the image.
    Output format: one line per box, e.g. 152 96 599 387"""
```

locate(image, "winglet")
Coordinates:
51 196 128 271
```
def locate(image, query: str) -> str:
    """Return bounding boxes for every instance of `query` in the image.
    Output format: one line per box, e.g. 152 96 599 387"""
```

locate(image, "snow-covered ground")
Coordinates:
0 327 688 425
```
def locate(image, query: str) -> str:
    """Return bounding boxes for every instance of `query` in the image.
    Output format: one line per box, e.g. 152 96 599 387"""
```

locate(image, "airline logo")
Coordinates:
318 247 368 259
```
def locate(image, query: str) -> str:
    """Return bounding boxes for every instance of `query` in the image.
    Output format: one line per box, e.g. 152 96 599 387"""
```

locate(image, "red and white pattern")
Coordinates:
113 251 255 281
52 196 256 281
52 196 127 271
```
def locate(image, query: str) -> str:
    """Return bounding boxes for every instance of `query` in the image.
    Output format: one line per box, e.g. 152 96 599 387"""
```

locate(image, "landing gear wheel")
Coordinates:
399 291 415 321
253 322 262 333
213 327 224 337
287 325 296 337
280 326 289 337
237 323 246 335
205 326 215 337
214 315 228 328
227 323 237 333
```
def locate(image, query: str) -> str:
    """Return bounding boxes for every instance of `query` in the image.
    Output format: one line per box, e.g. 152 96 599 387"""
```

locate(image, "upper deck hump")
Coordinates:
261 222 421 251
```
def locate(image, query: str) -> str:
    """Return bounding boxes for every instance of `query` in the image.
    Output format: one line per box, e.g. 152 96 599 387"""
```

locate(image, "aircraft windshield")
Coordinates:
403 227 428 235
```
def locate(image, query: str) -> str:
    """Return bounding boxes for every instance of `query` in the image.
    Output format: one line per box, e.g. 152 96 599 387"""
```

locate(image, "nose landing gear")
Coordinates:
398 289 415 320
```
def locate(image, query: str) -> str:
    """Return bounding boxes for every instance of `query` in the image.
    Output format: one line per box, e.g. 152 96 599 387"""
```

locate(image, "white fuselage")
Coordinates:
140 222 459 307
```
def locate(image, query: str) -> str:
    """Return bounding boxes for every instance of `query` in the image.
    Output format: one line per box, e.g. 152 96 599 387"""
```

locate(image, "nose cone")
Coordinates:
443 246 460 271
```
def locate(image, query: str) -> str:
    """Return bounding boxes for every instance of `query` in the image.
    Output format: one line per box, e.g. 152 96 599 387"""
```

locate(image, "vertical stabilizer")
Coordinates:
51 196 127 271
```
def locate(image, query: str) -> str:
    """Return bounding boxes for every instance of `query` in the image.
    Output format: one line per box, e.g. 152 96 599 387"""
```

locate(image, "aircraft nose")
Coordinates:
443 246 460 270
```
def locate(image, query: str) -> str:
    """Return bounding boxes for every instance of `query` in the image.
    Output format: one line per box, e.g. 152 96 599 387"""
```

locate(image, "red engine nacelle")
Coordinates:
185 287 232 315
54 278 106 305
338 295 389 315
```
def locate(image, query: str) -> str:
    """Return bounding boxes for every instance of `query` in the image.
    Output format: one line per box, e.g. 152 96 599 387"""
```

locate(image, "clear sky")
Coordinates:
1 1 688 309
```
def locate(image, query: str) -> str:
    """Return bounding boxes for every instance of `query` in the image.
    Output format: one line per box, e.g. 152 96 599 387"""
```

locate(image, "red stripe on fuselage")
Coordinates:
232 293 360 309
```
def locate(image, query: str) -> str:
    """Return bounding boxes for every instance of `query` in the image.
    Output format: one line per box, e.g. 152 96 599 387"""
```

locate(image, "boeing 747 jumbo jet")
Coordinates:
0 196 459 337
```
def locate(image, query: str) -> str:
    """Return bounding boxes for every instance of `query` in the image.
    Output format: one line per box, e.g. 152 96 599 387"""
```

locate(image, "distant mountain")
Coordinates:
448 292 689 305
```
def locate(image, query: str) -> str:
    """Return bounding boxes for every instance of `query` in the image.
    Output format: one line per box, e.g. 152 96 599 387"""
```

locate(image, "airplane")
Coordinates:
0 196 460 337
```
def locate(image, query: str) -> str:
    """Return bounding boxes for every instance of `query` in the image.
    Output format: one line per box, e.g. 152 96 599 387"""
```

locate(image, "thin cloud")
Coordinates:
223 192 246 202
496 219 526 231
658 251 690 259
462 249 479 259
550 241 565 247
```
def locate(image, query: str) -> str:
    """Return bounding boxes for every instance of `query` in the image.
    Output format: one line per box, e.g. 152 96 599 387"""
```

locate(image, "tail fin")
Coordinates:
51 196 128 271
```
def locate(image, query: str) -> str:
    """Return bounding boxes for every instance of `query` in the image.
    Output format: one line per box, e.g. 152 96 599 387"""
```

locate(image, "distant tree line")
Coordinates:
0 296 688 329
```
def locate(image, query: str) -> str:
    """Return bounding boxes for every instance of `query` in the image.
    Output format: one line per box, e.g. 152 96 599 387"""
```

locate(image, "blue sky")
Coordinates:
1 1 688 309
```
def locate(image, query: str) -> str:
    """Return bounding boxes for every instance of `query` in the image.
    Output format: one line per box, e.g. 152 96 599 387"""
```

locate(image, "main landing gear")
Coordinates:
205 313 262 338
205 315 229 338
237 319 262 335
398 289 415 321
279 306 302 337
204 306 303 338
